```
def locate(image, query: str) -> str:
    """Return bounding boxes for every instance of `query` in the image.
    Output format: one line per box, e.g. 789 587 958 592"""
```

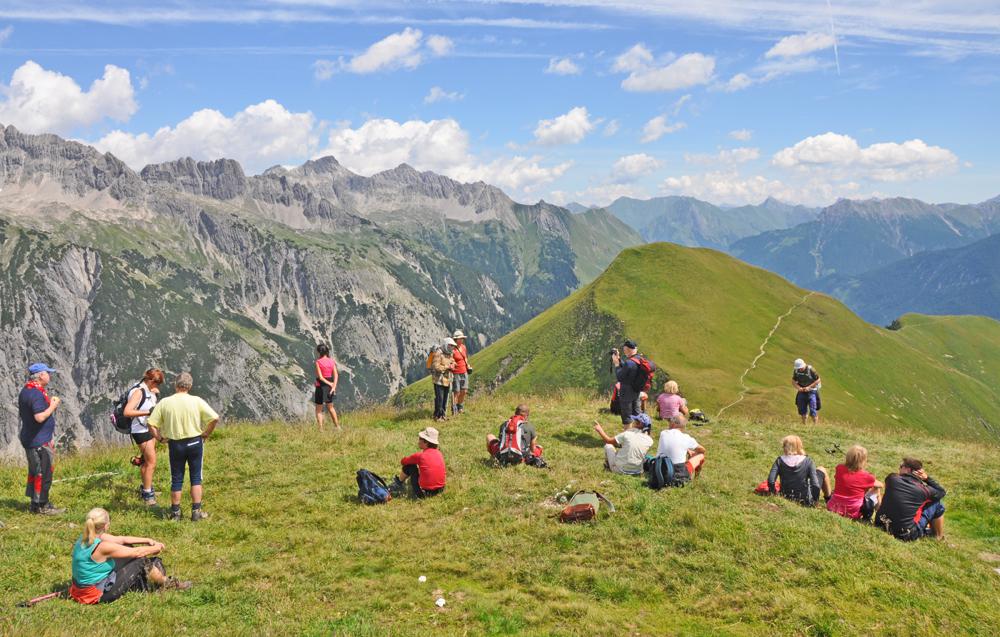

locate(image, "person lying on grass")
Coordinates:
654 415 706 485
390 427 446 498
487 404 545 467
70 507 190 604
875 457 946 541
827 444 883 522
593 416 652 476
767 435 831 506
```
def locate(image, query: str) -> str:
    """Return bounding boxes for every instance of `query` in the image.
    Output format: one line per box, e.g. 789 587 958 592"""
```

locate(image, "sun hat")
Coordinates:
418 427 440 446
452 329 466 339
793 358 806 370
443 337 457 347
28 362 56 374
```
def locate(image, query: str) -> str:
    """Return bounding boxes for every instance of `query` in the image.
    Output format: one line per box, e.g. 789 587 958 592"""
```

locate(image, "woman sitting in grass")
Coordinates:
766 435 831 506
655 380 689 421
827 445 883 522
70 507 189 604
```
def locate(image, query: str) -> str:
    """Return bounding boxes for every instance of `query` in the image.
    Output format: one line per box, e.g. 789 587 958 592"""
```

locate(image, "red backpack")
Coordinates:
496 415 526 466
628 355 657 392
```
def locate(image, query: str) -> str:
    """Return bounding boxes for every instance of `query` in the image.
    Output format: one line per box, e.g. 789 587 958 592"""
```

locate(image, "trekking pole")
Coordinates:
17 590 66 607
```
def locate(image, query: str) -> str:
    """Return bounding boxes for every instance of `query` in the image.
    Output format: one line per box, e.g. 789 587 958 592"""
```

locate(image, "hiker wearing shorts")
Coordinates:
593 417 652 476
655 415 706 484
487 404 544 466
767 435 831 506
792 358 821 424
123 368 165 506
18 362 64 515
876 457 946 541
69 508 189 604
450 330 471 415
827 445 883 522
612 340 642 425
390 427 446 498
431 339 456 421
147 372 219 522
313 343 341 431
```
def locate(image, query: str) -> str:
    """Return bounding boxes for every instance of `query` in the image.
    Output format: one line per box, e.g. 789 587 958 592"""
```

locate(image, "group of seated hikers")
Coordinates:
763 435 946 541
592 411 706 488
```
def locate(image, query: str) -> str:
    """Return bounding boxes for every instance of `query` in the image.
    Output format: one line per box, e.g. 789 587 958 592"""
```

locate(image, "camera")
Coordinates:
609 348 619 357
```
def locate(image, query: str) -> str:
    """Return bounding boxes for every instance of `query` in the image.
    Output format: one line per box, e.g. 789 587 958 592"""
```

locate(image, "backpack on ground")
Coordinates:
559 491 615 523
110 383 146 434
628 355 657 393
754 480 779 495
496 416 527 466
356 469 391 505
645 456 676 490
689 409 710 424
609 384 621 415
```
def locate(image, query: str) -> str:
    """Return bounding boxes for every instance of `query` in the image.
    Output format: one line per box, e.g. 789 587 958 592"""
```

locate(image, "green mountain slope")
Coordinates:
402 243 1000 442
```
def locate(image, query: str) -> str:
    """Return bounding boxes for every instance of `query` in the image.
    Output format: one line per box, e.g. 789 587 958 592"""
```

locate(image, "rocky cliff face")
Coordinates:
0 125 641 456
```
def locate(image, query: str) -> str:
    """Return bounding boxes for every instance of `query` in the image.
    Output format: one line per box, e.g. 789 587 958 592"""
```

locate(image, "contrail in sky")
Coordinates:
826 0 841 75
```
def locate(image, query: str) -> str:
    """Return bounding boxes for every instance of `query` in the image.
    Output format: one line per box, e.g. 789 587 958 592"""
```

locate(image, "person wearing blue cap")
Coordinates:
18 362 65 515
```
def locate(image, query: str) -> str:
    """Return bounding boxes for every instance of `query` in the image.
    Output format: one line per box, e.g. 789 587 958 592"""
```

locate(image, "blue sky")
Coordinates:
0 1 997 206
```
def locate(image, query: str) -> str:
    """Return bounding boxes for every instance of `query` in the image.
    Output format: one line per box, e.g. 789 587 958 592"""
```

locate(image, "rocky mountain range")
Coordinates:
0 124 640 455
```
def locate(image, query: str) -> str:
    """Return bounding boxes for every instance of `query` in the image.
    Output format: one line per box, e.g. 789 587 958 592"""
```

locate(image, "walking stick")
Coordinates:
17 590 66 607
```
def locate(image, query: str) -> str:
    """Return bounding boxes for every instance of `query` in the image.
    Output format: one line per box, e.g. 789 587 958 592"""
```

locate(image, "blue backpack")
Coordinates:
356 469 391 505
645 456 676 490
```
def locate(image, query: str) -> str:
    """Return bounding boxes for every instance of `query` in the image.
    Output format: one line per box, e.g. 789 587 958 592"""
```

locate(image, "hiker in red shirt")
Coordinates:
827 445 883 521
390 427 446 498
450 330 471 415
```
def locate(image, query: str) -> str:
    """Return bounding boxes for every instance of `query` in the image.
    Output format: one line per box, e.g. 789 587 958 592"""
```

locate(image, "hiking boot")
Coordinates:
388 477 405 497
190 509 209 522
167 509 182 522
30 503 65 515
142 495 157 507
162 576 193 591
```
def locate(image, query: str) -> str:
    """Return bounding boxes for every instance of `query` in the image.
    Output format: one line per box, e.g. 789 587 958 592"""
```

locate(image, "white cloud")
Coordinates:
424 86 464 103
729 128 753 141
722 73 753 92
766 32 836 58
640 114 685 143
720 56 827 91
572 183 647 206
93 99 318 173
314 28 452 78
457 155 573 194
533 106 595 145
661 170 862 206
616 48 716 92
772 132 959 181
0 60 137 135
545 56 582 75
684 147 760 165
0 25 12 45
603 119 620 137
611 153 662 182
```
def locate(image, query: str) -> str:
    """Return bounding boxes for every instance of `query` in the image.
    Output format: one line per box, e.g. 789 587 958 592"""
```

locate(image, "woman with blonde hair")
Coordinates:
766 435 831 506
827 445 883 521
655 380 690 421
69 508 189 604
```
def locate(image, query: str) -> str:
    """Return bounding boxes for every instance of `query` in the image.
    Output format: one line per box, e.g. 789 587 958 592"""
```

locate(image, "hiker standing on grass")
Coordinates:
147 372 219 522
612 340 642 425
123 368 165 506
655 415 706 484
792 358 821 424
827 445 883 522
390 427 446 498
450 330 471 415
875 457 946 541
487 404 545 466
69 507 190 604
313 344 341 431
18 362 64 515
593 417 652 476
431 338 456 422
766 435 831 506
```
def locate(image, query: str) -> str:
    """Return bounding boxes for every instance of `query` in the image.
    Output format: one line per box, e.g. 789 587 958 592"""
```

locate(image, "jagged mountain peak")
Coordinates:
140 156 248 200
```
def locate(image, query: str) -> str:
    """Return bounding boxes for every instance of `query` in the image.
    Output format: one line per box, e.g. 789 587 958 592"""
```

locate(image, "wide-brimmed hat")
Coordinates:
443 337 457 347
793 358 806 370
452 329 466 339
418 427 440 446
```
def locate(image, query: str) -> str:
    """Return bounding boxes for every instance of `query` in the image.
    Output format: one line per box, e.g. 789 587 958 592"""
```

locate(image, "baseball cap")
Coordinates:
28 362 56 374
623 339 637 349
793 358 806 370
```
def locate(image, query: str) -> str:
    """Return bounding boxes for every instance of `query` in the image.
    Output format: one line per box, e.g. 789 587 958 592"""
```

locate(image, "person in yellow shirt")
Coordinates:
148 372 219 522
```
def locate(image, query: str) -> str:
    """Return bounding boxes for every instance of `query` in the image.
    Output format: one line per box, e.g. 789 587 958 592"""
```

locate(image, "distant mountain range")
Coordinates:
0 124 640 454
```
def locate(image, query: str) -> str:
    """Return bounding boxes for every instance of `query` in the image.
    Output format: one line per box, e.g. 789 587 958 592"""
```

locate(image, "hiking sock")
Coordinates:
192 502 202 511
171 504 181 514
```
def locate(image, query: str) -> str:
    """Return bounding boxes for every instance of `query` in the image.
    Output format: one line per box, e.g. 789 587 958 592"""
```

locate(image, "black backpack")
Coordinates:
110 383 146 434
645 456 676 490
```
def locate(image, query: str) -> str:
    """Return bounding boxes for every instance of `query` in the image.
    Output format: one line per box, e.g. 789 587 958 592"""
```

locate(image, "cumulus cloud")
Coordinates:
314 28 452 78
533 106 595 145
93 100 318 173
721 56 829 92
424 86 464 103
611 153 662 182
772 132 959 181
766 32 836 59
722 72 753 92
729 128 753 141
684 147 760 165
545 56 582 75
661 170 862 206
640 114 685 143
457 155 573 194
0 60 137 135
613 44 715 92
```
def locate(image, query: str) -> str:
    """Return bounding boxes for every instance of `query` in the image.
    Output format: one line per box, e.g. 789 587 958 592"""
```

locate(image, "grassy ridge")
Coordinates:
2 392 999 636
400 243 1000 442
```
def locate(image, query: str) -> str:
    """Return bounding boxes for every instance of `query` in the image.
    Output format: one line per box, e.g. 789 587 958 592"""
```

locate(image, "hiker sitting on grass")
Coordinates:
655 415 706 485
70 508 190 604
593 416 652 476
487 404 544 467
875 457 946 541
390 427 446 498
656 380 689 421
827 445 883 522
767 435 831 506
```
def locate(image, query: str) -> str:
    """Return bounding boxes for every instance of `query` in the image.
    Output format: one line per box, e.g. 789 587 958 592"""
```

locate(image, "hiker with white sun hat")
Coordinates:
450 329 471 415
430 339 456 421
791 358 821 424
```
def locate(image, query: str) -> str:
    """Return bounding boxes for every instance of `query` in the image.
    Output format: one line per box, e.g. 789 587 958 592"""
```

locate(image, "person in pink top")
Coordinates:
827 445 883 521
313 344 340 431
655 380 689 421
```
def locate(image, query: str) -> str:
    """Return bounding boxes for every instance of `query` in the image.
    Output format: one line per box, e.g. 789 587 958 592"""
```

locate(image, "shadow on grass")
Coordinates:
553 430 604 449
0 498 29 513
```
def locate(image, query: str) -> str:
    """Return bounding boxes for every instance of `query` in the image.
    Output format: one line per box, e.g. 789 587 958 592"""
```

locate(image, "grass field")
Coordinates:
2 391 999 636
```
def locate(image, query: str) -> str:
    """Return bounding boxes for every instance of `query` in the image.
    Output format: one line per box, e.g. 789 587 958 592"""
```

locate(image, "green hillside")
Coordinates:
401 243 1000 442
3 394 999 636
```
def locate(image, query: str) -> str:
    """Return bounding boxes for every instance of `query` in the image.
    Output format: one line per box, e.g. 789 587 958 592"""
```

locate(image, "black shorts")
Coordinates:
131 430 155 445
314 384 336 405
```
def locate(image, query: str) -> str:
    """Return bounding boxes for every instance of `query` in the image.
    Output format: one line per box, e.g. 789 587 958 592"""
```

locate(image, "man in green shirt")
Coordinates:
148 372 219 522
